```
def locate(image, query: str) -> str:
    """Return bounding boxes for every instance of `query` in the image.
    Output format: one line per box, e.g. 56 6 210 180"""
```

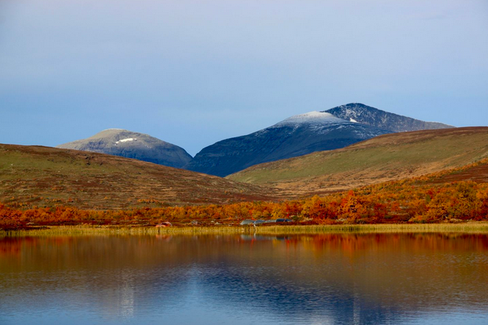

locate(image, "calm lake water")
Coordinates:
1 233 488 325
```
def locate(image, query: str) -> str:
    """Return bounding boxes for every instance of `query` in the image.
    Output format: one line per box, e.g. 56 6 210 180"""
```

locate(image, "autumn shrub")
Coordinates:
3 179 488 229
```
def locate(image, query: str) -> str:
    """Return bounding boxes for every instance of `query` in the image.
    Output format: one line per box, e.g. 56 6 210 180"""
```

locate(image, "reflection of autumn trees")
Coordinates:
296 233 488 256
1 180 488 230
3 233 488 258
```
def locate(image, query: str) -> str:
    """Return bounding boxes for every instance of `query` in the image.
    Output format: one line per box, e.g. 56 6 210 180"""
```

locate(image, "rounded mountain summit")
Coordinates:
57 129 192 169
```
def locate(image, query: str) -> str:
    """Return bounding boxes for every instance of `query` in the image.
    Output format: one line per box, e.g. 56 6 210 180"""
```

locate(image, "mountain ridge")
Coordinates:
186 103 453 177
326 103 453 132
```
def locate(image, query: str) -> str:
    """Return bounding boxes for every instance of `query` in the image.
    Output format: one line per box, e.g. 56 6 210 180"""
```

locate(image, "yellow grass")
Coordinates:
2 222 488 237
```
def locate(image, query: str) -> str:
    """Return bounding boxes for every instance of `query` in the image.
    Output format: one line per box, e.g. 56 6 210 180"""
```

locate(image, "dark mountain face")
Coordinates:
326 103 453 132
57 129 193 169
185 112 390 177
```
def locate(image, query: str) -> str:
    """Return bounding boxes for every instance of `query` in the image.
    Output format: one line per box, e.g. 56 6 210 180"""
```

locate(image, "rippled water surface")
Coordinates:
1 233 488 324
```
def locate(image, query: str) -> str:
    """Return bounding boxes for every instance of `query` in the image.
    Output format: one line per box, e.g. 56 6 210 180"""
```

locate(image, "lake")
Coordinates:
1 233 488 324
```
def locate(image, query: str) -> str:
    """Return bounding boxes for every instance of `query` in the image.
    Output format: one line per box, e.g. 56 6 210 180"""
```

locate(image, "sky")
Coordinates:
1 0 487 156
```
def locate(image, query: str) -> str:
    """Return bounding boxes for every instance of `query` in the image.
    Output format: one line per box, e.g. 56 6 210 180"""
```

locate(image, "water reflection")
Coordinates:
1 233 488 324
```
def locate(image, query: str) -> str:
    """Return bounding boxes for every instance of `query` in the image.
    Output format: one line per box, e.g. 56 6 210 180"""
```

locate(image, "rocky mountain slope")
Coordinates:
57 129 192 169
185 111 390 177
326 103 453 132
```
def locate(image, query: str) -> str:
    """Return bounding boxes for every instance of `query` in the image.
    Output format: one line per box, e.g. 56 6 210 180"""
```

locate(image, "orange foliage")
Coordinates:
2 180 488 230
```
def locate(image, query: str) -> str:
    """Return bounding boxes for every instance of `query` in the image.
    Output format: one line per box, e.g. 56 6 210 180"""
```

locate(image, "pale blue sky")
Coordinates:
1 0 487 155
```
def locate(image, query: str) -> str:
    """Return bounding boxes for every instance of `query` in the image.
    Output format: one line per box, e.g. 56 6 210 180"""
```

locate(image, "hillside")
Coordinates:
0 144 279 209
326 103 453 132
186 111 389 177
57 129 193 168
228 127 488 196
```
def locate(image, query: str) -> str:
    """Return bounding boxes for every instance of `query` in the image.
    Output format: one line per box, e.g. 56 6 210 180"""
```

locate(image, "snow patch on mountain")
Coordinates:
272 111 348 128
115 138 137 145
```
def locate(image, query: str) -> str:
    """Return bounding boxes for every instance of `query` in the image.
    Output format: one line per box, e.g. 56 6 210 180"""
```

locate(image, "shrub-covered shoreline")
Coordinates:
2 179 488 231
2 223 488 237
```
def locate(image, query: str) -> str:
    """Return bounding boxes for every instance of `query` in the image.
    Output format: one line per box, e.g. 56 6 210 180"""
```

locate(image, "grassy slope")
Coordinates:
228 127 488 196
0 144 280 209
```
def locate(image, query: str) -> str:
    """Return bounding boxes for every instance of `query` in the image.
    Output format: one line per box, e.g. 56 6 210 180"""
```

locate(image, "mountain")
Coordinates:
57 129 192 169
326 103 453 132
185 111 390 177
0 144 279 209
228 127 488 197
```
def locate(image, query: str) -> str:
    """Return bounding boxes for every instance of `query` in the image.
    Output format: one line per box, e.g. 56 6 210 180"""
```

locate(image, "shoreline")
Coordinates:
2 222 488 237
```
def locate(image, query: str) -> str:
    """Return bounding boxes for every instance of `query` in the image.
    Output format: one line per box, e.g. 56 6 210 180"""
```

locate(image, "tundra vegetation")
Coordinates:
2 129 488 233
2 173 488 231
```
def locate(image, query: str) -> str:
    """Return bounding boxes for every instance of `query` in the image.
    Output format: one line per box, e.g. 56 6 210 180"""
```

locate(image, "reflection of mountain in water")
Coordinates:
1 234 488 324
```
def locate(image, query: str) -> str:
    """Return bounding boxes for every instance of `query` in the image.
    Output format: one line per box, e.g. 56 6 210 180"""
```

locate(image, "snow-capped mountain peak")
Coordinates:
272 111 347 128
187 109 388 176
326 103 453 132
